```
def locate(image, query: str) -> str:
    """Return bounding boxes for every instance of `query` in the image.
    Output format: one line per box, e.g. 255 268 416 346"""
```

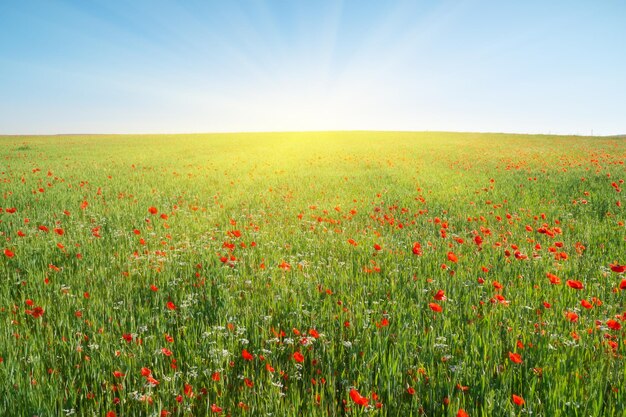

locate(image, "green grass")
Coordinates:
0 131 624 416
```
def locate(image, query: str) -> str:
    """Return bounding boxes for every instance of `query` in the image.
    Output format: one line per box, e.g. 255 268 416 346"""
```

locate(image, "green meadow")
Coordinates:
0 132 624 416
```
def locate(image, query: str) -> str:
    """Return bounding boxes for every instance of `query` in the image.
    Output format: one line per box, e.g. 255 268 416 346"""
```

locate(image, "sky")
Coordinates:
1 0 625 136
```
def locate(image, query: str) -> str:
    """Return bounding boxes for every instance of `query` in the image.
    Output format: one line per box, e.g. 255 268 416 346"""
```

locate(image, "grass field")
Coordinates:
0 132 624 417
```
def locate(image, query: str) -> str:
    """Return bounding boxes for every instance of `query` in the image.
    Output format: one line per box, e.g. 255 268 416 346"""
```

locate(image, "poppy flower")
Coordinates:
113 371 125 378
512 394 525 406
3 249 14 258
166 301 176 311
610 264 626 273
407 386 416 395
433 289 446 301
447 252 458 263
141 367 152 377
508 352 522 364
566 280 584 290
412 242 423 256
429 302 443 313
349 388 369 406
607 319 621 330
457 410 469 417
146 376 159 386
581 299 593 309
376 317 389 328
148 206 158 215
210 404 222 413
242 349 254 361
566 311 579 322
374 244 382 251
547 273 561 285
293 351 304 363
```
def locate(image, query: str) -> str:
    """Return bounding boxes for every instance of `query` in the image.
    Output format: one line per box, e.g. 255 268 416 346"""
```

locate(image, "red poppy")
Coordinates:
433 289 446 301
3 249 14 258
447 252 458 263
412 242 423 256
547 273 561 285
242 349 254 361
566 311 579 322
26 306 45 318
457 409 469 417
407 386 416 395
376 317 389 328
210 404 223 413
141 367 152 377
581 299 593 309
512 394 525 406
610 264 626 273
166 301 176 311
429 302 443 313
113 371 125 378
374 244 382 251
293 351 304 363
349 388 369 406
508 352 522 364
566 280 584 290
607 319 621 330
148 206 158 215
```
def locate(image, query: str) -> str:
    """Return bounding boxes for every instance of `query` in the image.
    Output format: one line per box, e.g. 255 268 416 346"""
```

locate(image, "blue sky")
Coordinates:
1 0 625 135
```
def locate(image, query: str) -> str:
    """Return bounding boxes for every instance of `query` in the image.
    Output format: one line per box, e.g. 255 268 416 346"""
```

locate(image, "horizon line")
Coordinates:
1 129 624 138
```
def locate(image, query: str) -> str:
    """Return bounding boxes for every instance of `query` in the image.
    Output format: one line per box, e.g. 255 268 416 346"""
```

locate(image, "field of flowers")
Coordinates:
0 132 624 416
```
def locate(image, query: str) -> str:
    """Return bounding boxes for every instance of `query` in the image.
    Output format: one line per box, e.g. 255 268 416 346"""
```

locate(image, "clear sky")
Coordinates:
1 0 625 136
